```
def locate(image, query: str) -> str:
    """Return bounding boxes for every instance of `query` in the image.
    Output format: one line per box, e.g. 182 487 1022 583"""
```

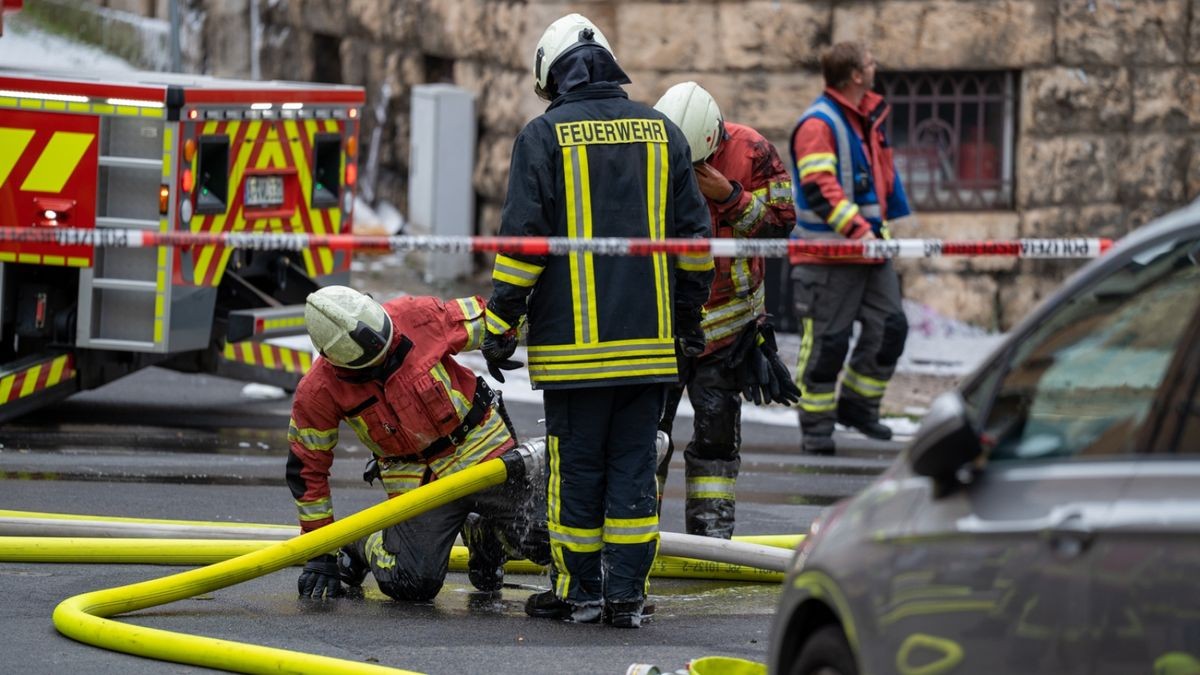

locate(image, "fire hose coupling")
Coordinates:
655 430 670 469
505 437 548 486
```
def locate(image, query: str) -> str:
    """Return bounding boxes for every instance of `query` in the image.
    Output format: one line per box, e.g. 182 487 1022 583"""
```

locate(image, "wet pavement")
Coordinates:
0 367 907 674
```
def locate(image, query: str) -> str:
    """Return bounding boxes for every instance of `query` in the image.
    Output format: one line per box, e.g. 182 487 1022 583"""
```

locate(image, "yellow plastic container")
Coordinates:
688 656 767 675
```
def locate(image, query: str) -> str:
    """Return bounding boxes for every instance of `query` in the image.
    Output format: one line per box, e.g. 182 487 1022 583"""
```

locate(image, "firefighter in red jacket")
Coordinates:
789 42 912 455
288 285 549 600
653 82 800 539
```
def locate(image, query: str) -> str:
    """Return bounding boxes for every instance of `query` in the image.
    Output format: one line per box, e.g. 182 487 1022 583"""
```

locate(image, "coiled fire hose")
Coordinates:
0 509 797 583
1 456 796 673
48 457 510 674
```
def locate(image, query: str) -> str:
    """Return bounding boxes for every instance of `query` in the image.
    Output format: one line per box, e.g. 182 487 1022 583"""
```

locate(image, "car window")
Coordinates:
977 236 1200 462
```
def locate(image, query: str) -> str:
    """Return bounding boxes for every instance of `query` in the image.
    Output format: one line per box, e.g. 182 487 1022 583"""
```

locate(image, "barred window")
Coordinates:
878 71 1017 211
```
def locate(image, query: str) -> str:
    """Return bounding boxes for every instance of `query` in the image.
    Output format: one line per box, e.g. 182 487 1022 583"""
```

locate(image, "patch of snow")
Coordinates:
0 14 136 72
241 383 287 400
897 299 1005 376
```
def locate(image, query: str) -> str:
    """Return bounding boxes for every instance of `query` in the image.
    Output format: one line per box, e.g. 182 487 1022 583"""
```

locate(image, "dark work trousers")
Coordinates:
791 260 908 445
543 383 667 606
658 356 743 539
351 452 550 602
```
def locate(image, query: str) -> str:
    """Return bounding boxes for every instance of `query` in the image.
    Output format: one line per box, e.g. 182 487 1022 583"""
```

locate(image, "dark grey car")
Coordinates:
769 203 1200 675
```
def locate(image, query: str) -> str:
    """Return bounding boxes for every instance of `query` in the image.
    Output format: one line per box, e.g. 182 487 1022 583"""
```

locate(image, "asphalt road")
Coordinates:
0 367 905 675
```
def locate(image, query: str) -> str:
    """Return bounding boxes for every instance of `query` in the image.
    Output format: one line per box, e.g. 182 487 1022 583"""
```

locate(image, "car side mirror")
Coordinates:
909 391 983 496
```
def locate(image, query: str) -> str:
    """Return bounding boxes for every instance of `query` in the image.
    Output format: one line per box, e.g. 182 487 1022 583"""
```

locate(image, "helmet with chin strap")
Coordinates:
533 13 616 100
305 286 393 369
654 81 724 163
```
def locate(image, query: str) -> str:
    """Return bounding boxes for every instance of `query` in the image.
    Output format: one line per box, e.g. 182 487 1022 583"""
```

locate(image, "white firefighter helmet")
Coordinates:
533 13 616 94
654 81 724 162
305 286 392 369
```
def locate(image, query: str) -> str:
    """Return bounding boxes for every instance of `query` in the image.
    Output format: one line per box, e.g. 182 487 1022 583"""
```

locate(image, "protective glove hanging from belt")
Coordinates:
725 320 801 406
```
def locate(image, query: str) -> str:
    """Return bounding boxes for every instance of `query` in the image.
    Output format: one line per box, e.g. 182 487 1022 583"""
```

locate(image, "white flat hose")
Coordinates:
660 532 791 572
0 510 799 574
0 512 296 540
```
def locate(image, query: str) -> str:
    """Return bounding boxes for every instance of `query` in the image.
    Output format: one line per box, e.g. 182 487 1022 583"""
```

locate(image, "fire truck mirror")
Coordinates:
312 133 342 209
196 135 230 215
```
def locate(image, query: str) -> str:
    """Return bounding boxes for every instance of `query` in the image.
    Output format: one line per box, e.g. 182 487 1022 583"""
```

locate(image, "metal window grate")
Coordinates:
879 71 1017 211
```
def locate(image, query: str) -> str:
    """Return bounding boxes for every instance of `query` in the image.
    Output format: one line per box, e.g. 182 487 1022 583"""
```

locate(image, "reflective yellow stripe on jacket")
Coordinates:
453 297 486 351
288 420 338 451
492 254 544 288
702 284 765 346
528 338 676 383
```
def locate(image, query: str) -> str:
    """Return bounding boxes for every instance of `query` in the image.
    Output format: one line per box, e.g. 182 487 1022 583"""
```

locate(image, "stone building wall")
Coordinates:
28 0 1200 329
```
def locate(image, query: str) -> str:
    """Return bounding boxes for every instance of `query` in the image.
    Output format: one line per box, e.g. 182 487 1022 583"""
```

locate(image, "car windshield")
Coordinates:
981 236 1200 461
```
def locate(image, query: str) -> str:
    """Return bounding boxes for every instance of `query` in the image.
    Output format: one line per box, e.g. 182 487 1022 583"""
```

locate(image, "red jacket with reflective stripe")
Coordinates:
286 295 511 533
700 122 794 356
791 88 900 265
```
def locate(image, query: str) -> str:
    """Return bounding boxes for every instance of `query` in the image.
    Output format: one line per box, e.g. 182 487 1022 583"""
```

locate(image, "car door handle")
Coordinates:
1047 512 1094 559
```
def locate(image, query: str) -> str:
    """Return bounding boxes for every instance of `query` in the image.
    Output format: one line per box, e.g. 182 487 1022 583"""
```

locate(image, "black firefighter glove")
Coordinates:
482 330 522 383
757 322 802 407
674 307 706 384
727 321 802 406
726 322 769 405
298 553 345 599
482 303 523 383
675 308 706 359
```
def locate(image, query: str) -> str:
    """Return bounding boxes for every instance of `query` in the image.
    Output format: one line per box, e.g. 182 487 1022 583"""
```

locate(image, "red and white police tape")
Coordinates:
0 227 1113 259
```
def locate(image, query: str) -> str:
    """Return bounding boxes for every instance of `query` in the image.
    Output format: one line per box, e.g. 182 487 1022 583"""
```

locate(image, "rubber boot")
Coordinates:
524 590 602 623
837 399 892 440
801 434 836 456
800 412 837 456
461 513 505 593
603 599 647 628
683 451 739 539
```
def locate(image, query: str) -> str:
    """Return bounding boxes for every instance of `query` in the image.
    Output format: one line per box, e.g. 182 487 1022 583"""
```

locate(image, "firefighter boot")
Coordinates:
683 451 740 539
837 399 893 441
800 413 837 456
801 434 836 455
524 590 602 624
461 513 505 593
603 599 651 629
337 540 369 587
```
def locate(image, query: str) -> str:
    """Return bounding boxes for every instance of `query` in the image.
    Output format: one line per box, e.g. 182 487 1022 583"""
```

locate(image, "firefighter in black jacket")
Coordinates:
482 13 714 629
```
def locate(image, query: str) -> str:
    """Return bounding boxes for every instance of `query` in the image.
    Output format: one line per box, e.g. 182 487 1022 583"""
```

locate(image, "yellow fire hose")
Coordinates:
3 465 795 672
0 509 801 550
0 536 786 583
49 456 510 674
0 509 800 583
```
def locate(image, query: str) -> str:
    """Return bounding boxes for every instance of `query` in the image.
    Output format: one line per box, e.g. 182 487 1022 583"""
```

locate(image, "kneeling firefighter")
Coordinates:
288 286 550 600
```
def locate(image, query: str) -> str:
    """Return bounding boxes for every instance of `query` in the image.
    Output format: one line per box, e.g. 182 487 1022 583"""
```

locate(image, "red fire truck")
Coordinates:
0 58 364 422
